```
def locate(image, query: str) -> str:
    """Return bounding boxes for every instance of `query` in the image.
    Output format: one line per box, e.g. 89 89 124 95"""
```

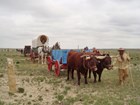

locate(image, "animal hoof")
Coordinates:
94 81 97 83
72 77 74 80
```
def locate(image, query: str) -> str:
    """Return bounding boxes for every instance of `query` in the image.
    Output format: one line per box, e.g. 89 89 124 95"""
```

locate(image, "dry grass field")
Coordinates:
0 49 140 105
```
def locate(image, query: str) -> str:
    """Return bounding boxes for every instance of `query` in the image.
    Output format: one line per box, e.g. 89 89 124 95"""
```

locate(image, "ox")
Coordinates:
89 54 113 83
67 50 98 85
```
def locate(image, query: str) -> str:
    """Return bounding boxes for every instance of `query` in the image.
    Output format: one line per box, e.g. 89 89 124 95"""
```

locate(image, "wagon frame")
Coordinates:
47 49 70 76
24 45 31 57
47 49 81 76
30 35 49 63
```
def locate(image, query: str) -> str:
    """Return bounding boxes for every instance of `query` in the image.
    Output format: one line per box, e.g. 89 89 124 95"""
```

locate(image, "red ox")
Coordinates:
83 52 113 82
67 50 98 85
89 54 113 83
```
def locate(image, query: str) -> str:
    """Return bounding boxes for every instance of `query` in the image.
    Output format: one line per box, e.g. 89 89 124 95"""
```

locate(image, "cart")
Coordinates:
47 49 81 76
30 47 39 63
47 49 70 76
30 35 49 63
24 45 31 57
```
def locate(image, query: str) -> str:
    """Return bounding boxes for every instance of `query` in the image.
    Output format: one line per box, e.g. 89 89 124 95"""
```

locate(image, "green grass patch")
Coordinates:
0 49 140 105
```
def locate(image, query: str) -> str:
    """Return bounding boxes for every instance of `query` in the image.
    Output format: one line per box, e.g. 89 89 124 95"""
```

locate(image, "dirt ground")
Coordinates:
0 50 140 105
0 64 82 105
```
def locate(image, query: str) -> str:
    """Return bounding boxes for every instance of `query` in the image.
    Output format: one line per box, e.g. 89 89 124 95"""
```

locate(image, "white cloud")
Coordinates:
0 0 140 48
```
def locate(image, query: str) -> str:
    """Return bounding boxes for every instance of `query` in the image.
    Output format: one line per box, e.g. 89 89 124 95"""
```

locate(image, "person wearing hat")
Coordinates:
92 47 100 55
83 46 89 52
116 48 130 85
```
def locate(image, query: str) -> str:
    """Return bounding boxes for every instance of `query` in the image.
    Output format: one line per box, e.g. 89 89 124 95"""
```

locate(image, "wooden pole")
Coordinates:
129 64 135 88
127 52 135 88
7 58 16 93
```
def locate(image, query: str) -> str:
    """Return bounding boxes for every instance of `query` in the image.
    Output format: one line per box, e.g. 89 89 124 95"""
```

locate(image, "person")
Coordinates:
93 47 100 55
83 46 89 52
116 48 130 85
93 47 97 52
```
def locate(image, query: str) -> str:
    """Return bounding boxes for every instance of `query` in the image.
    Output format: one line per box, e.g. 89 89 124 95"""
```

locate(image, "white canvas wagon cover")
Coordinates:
32 35 49 48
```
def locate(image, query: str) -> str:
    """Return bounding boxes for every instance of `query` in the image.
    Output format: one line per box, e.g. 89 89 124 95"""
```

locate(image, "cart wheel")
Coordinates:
54 60 60 76
31 52 36 63
30 51 33 61
47 56 52 71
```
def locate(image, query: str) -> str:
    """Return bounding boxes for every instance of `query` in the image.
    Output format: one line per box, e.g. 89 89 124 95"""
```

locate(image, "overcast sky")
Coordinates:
0 0 140 49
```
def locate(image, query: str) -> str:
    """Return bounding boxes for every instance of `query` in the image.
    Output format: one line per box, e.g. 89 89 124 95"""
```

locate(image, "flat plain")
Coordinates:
0 49 140 105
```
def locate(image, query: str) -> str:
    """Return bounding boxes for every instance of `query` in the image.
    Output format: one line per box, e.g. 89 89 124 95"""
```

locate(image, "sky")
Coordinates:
0 0 140 49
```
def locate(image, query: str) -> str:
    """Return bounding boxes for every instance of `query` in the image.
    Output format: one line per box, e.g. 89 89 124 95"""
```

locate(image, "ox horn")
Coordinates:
80 54 89 58
95 56 106 59
86 56 90 60
81 55 91 60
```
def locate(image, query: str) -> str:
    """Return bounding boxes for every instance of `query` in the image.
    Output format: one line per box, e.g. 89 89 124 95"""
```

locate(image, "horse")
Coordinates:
38 45 50 64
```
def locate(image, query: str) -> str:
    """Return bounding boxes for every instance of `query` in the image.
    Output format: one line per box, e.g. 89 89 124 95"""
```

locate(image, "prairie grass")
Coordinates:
0 49 140 105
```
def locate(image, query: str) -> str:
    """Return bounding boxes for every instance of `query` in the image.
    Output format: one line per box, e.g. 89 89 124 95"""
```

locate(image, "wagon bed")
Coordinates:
47 49 80 76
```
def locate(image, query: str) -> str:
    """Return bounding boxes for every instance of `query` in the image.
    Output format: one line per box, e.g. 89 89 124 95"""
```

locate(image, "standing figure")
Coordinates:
116 48 130 85
92 47 100 55
83 46 89 52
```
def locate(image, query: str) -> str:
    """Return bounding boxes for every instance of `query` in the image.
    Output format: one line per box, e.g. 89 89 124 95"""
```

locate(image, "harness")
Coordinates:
42 47 48 53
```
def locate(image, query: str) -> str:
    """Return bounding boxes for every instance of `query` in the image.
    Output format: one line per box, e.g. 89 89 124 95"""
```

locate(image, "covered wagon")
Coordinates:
30 35 49 63
32 35 49 48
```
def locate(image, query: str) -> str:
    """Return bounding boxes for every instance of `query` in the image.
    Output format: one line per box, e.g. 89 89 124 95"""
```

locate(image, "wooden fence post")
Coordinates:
7 58 16 93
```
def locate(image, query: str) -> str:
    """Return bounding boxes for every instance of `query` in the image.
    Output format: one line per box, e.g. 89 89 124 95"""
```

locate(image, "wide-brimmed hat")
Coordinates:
118 48 125 51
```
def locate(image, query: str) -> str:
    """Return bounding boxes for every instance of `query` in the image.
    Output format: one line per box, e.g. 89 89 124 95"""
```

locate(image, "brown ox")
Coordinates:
67 50 98 85
70 52 113 83
89 54 113 82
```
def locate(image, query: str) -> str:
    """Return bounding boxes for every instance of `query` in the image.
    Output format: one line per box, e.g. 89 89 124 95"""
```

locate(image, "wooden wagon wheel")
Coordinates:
30 51 33 62
54 60 60 76
47 56 53 71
